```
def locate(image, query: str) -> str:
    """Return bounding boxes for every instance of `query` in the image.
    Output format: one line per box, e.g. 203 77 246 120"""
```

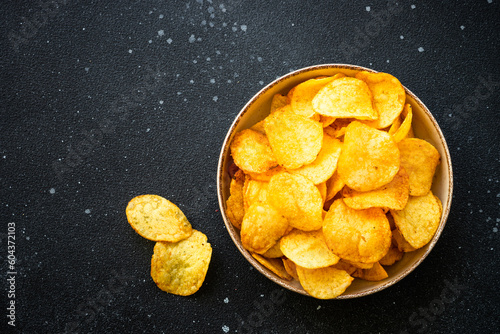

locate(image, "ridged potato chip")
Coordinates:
296 265 354 299
252 253 293 280
126 195 193 242
398 138 441 196
312 77 378 120
230 129 277 174
323 199 391 264
356 71 406 129
151 230 212 296
267 172 323 231
264 109 323 169
337 121 400 192
391 191 442 249
241 201 289 254
279 229 340 269
290 75 343 118
342 166 410 210
288 134 342 185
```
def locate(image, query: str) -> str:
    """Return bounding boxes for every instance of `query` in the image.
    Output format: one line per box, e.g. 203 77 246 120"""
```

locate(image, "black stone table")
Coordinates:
1 1 499 333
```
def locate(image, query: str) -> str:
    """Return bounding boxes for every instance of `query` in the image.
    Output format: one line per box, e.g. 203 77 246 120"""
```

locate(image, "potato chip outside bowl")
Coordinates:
217 64 453 299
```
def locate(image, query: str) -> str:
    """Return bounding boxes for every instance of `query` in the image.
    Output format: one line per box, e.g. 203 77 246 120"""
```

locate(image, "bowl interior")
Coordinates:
217 64 453 298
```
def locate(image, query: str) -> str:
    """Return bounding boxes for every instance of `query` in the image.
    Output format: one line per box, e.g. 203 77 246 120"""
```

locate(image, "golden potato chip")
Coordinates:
342 166 410 210
379 244 404 266
150 230 212 296
288 134 342 185
250 119 266 134
352 262 388 281
325 171 345 202
316 182 327 203
337 121 400 192
290 75 342 118
230 129 278 174
267 172 323 231
324 118 353 138
264 109 323 169
388 115 402 136
392 104 413 143
323 199 391 263
398 138 441 196
296 265 354 299
246 165 285 182
312 77 378 120
262 241 284 258
270 93 289 114
252 253 293 280
243 179 269 211
226 170 246 229
282 258 299 280
241 201 289 254
392 228 416 252
356 71 405 129
332 261 357 275
279 229 340 269
319 115 336 127
342 259 375 269
390 191 442 249
126 194 193 242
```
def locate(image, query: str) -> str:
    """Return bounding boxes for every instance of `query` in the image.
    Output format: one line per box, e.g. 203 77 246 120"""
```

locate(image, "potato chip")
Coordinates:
288 134 342 185
342 259 375 269
252 253 293 280
246 165 285 182
392 104 413 143
290 75 342 118
324 118 353 138
356 71 405 129
150 230 212 296
270 93 289 114
241 201 289 254
352 262 388 281
379 244 404 266
337 121 400 192
264 109 323 169
398 138 440 196
267 172 323 231
312 77 378 120
325 171 345 202
342 166 410 210
319 115 336 128
230 129 277 174
279 229 340 269
332 261 357 275
391 228 416 252
126 194 193 242
226 170 246 229
282 258 299 280
243 179 269 211
316 182 327 203
296 265 354 299
250 119 266 134
323 199 391 263
390 191 442 249
262 241 284 258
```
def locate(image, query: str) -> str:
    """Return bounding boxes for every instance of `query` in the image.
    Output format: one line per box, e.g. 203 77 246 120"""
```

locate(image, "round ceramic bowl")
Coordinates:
217 64 453 299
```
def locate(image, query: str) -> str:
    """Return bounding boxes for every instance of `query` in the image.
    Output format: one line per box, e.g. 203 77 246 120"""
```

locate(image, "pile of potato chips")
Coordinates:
226 71 442 299
126 194 212 296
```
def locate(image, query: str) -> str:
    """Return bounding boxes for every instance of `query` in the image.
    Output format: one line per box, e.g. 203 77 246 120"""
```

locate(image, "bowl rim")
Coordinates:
217 63 453 299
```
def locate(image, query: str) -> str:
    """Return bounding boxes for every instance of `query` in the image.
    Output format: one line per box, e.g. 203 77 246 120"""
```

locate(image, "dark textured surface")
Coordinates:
1 1 499 333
